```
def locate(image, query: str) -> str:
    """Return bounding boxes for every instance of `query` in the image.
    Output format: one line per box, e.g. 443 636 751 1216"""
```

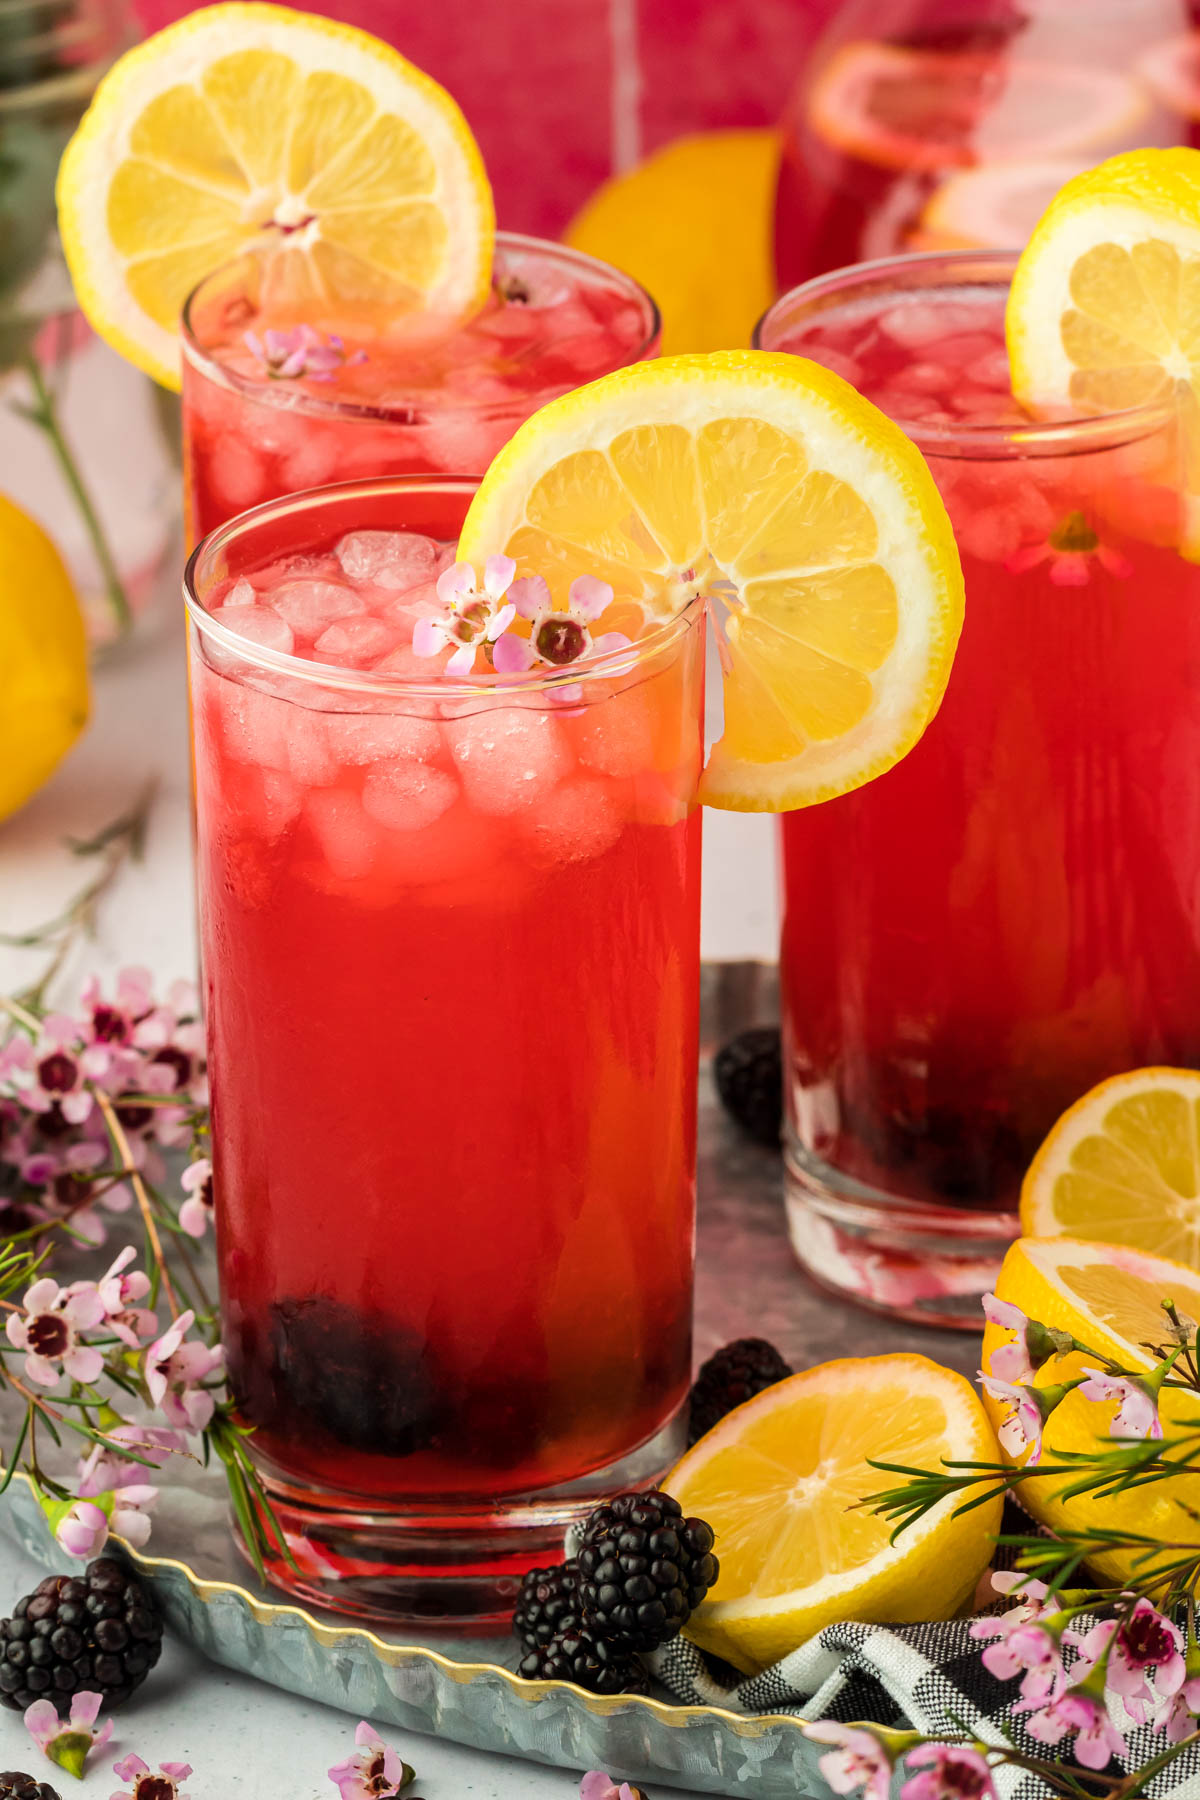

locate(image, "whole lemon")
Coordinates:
0 493 90 822
565 129 779 356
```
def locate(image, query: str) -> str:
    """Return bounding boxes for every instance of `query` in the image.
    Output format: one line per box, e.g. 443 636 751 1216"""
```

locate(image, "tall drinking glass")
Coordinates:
181 237 660 542
185 476 704 1621
757 251 1198 1326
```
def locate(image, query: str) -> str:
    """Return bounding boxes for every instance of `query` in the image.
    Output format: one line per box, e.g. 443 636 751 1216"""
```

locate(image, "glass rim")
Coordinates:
754 248 1177 460
184 473 702 702
180 231 662 423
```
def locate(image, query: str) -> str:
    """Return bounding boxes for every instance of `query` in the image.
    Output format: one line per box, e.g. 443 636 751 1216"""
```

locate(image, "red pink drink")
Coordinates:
186 477 703 1618
759 251 1200 1324
181 237 658 542
773 1 1197 290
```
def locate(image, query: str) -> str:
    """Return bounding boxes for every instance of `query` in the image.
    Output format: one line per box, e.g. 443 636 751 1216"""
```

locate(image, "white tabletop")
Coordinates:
0 596 776 1798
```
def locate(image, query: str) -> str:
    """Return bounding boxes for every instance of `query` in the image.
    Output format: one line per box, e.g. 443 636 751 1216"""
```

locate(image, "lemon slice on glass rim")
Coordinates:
458 349 964 813
56 1 494 390
1006 147 1200 553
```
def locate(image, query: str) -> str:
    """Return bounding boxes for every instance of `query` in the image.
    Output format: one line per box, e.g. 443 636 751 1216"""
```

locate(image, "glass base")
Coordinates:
234 1407 688 1626
784 1136 1018 1330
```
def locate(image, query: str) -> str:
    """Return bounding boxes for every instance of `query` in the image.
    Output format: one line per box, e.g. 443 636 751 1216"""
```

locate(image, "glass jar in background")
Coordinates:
774 0 1198 291
0 0 179 654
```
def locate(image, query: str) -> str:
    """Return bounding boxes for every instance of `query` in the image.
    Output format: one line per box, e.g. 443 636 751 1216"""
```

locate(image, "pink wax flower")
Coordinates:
6 1275 105 1387
179 1158 214 1239
900 1743 997 1800
1077 1368 1163 1440
493 572 631 681
412 556 518 674
803 1721 892 1800
144 1309 224 1432
25 1690 112 1778
111 1754 193 1800
328 1720 413 1799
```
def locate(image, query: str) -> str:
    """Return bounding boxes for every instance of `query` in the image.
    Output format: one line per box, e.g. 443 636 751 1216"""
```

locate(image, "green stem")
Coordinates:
18 351 132 638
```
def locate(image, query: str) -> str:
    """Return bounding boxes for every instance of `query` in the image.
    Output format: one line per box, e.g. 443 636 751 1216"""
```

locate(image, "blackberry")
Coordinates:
0 1558 163 1712
713 1027 782 1147
518 1627 650 1696
512 1562 581 1651
687 1338 793 1446
0 1778 61 1800
577 1490 718 1652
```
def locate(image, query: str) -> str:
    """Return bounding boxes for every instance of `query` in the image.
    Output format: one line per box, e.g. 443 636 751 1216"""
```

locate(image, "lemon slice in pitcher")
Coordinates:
56 2 494 389
458 350 964 812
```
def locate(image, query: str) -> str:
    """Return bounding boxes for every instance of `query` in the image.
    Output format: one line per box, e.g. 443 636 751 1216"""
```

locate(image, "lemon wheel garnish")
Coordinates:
1020 1067 1200 1268
982 1236 1200 1584
1006 147 1200 550
458 351 964 813
56 1 494 390
667 1354 1001 1675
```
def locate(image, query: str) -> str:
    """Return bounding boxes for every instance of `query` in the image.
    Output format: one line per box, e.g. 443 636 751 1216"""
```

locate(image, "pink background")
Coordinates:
133 0 834 238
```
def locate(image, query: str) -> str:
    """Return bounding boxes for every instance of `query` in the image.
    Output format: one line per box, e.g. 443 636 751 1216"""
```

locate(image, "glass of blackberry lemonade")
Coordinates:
186 317 965 1616
186 475 706 1620
759 236 1200 1325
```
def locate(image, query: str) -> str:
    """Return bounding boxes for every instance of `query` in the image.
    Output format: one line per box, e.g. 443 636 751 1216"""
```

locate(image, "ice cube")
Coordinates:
217 682 291 770
209 436 269 515
524 776 622 864
362 761 458 830
379 579 440 638
878 301 987 347
258 769 303 838
414 410 519 478
313 616 399 667
282 429 342 492
890 361 952 395
335 530 442 590
575 688 655 778
273 579 366 640
448 707 571 814
223 578 257 607
322 709 442 765
285 714 339 786
304 789 381 880
952 503 1024 563
216 605 295 657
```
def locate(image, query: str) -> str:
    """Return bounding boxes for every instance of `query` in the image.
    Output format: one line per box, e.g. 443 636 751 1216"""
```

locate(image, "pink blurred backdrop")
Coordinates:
133 0 833 237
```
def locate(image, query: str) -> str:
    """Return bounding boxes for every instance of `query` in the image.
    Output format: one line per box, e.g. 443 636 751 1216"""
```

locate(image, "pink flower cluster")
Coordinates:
244 324 367 382
805 1577 1200 1795
0 969 207 1247
805 1723 998 1800
971 1581 1199 1766
412 556 632 691
979 1294 1163 1463
3 1245 220 1558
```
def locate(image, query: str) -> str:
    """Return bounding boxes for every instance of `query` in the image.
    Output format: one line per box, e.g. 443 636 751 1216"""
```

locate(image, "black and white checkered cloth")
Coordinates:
642 1497 1200 1800
648 1619 1200 1798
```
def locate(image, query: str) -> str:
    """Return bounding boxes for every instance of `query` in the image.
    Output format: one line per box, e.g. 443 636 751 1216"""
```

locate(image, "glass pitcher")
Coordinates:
774 0 1200 291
